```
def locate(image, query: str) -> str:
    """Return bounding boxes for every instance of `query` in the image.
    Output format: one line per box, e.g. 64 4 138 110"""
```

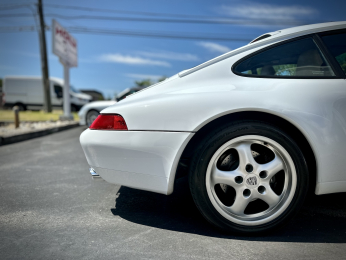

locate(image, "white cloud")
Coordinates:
138 51 198 61
197 42 231 54
126 73 164 81
221 2 317 20
99 54 170 67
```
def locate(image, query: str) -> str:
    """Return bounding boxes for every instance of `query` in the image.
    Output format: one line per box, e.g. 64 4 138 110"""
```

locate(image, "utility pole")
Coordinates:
37 0 52 112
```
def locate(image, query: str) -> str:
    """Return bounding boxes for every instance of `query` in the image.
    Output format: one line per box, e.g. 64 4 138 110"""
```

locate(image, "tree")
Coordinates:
134 76 167 88
336 53 346 73
135 79 152 87
157 76 167 82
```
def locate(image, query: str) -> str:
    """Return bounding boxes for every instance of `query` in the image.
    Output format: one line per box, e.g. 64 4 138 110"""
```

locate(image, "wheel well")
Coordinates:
87 109 99 115
86 109 99 119
14 102 26 111
85 109 100 126
175 111 317 194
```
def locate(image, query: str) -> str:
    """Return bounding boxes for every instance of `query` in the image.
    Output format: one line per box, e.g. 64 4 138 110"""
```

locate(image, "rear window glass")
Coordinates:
234 37 335 77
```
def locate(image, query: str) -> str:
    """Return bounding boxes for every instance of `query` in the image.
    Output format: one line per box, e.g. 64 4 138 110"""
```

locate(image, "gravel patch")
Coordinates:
0 121 78 138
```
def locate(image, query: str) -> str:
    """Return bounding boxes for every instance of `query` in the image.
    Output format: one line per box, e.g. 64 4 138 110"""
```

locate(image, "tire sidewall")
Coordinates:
86 110 99 127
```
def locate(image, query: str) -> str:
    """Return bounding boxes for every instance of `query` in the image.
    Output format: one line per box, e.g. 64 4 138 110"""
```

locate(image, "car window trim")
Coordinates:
313 35 345 78
318 28 346 37
231 33 343 79
316 29 346 78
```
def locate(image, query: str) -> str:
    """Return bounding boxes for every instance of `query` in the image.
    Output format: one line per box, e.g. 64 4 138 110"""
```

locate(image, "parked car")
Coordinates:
116 86 147 101
79 87 147 126
2 76 92 111
80 22 346 234
78 100 117 126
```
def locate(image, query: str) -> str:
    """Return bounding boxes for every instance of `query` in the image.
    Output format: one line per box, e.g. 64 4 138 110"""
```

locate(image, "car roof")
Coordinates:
250 21 346 44
274 21 346 37
179 21 346 78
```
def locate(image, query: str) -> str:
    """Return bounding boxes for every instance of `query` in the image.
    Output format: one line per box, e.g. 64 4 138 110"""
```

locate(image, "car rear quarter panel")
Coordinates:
102 51 346 194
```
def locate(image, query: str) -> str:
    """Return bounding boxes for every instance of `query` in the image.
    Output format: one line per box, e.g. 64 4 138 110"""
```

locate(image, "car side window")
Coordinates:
320 32 346 75
234 37 335 77
54 84 63 98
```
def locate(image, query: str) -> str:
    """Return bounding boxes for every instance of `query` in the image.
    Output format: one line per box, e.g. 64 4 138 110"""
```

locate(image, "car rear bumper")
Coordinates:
78 110 86 125
80 129 194 194
79 116 86 126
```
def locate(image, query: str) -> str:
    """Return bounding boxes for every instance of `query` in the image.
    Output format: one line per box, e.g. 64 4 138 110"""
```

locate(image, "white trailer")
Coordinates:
2 76 91 111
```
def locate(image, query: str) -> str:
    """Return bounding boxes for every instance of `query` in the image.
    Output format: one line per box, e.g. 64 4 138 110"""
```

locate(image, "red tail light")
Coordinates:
90 114 128 130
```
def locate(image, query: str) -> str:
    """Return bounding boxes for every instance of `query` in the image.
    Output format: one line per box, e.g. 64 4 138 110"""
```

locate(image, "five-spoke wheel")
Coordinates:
207 136 296 226
189 121 308 234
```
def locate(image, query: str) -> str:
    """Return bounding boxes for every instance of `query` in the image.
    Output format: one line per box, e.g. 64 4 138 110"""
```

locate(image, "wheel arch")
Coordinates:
86 108 100 115
85 108 100 124
173 110 317 195
14 102 27 111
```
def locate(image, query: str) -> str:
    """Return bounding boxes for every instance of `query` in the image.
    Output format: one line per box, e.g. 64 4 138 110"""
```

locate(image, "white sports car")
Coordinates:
80 22 346 234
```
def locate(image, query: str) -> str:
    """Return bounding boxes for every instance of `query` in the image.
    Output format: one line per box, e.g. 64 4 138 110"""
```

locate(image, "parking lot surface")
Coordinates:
0 127 345 259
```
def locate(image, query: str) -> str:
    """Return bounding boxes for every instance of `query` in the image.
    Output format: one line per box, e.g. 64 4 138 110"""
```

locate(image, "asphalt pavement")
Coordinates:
0 127 345 259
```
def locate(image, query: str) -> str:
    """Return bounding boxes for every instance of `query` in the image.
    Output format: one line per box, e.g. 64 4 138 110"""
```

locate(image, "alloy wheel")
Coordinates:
206 135 297 226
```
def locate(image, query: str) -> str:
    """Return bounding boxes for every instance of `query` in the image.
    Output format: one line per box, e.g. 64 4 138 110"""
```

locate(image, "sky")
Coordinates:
0 0 345 98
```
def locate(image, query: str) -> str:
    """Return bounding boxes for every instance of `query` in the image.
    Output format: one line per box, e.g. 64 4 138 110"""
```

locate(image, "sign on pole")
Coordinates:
52 19 77 67
52 19 78 120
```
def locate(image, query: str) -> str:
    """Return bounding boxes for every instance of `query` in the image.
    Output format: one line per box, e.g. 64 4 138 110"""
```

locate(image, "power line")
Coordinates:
0 13 321 26
0 2 328 27
43 3 327 24
67 27 253 41
0 25 254 42
0 3 35 11
43 3 235 19
1 2 249 22
0 13 37 17
0 26 35 32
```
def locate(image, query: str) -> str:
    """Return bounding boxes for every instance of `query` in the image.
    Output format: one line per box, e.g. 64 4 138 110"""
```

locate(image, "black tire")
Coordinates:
188 120 309 235
71 104 78 112
86 110 100 127
14 103 26 111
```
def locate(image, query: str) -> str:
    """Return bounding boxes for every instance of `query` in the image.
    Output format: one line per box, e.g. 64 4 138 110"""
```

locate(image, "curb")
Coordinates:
0 122 80 146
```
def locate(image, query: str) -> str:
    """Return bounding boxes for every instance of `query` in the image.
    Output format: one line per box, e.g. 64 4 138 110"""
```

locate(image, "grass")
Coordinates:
0 110 79 122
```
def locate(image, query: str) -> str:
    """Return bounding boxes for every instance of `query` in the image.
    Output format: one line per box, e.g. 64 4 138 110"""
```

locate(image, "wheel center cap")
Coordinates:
245 174 259 188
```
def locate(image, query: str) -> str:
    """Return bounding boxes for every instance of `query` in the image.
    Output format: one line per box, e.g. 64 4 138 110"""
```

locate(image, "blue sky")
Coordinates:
1 0 345 98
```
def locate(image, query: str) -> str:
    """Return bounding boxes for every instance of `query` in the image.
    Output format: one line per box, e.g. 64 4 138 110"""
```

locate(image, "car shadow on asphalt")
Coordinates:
111 177 346 242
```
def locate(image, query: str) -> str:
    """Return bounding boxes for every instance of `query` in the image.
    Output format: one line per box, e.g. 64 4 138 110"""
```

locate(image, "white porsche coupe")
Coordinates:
80 21 346 234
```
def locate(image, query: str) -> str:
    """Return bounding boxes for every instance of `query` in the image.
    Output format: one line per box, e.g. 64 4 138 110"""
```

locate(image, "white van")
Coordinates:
2 76 92 111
